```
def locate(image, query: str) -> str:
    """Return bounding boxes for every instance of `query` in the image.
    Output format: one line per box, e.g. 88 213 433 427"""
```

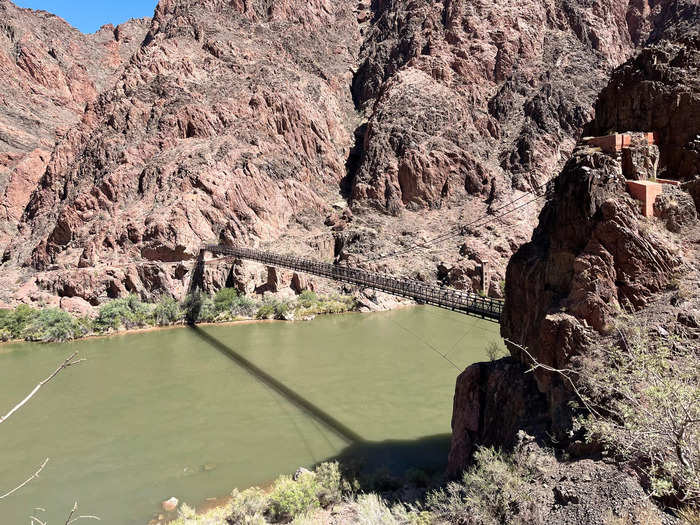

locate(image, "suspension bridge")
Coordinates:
185 181 554 323
192 244 504 322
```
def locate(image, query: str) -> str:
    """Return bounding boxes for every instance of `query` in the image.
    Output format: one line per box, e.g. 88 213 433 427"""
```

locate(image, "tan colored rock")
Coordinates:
59 296 94 317
161 497 178 512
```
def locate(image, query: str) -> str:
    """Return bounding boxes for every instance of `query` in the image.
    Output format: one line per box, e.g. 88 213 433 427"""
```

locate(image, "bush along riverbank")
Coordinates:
163 447 551 525
0 290 357 344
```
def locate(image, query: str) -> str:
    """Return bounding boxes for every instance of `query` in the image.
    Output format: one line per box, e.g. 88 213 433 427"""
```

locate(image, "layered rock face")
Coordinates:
0 0 149 253
1 0 362 304
350 0 684 214
587 23 700 181
0 0 696 308
448 25 699 475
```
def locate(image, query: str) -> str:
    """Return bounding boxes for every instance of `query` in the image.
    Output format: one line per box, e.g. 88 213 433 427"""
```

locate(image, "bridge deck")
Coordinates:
203 244 503 322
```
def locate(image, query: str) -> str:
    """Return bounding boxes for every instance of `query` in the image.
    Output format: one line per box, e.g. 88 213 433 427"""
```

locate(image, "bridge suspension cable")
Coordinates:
362 180 553 263
200 244 504 321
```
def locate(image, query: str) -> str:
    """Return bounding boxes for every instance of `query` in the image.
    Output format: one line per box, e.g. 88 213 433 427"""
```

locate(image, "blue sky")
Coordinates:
14 1 159 34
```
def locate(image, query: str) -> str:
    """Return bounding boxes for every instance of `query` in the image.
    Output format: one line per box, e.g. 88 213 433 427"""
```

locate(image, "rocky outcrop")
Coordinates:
0 0 362 305
654 184 698 232
501 150 682 430
448 25 698 477
349 0 691 215
0 0 149 253
587 26 700 181
447 359 548 478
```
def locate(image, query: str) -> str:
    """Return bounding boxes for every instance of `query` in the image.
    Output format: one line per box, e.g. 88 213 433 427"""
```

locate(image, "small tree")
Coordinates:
153 296 182 326
577 319 700 503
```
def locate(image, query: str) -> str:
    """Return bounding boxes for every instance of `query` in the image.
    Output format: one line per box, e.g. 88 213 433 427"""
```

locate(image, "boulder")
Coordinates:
59 296 94 317
447 358 547 477
161 497 178 512
654 186 698 232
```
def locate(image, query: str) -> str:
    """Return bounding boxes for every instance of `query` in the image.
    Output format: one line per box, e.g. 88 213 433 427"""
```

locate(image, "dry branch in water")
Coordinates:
0 351 84 425
0 458 49 500
1 352 84 503
65 501 101 524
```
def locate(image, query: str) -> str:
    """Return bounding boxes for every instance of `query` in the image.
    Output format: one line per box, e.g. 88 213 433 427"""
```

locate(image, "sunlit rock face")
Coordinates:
0 0 149 253
0 0 696 308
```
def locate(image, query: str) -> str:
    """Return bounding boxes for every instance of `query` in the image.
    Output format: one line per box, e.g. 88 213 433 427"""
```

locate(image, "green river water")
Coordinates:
0 307 502 524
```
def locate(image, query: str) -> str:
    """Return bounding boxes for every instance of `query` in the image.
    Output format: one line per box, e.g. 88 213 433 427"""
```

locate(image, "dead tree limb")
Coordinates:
0 351 84 425
65 501 100 524
0 458 49 500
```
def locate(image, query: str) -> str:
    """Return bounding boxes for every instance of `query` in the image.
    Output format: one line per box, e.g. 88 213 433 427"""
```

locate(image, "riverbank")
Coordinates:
1 307 498 524
0 289 358 346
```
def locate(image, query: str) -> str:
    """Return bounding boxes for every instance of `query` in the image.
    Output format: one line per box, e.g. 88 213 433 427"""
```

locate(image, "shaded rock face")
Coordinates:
0 0 149 252
447 358 548 478
349 0 688 215
501 151 681 425
448 27 698 477
654 185 698 232
587 28 700 181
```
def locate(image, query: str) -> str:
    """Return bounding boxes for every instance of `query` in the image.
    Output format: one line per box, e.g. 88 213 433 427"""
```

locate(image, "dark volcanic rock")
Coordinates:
447 358 548 478
587 26 700 181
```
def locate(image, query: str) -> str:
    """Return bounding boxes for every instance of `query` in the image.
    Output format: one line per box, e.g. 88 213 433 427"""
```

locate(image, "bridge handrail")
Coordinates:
202 244 503 321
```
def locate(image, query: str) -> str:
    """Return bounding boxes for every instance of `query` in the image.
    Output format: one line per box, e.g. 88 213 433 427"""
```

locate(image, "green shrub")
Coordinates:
267 473 321 522
294 293 356 318
353 494 396 524
297 290 319 308
257 297 293 320
214 288 258 319
405 467 431 488
427 447 534 525
577 316 700 503
313 461 349 506
214 287 240 311
364 467 402 492
351 494 429 525
172 501 248 525
228 487 268 524
22 308 85 343
0 304 39 339
93 294 151 332
153 295 182 326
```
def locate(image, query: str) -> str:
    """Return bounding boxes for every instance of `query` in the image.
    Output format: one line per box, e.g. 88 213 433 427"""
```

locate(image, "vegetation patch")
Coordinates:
256 297 294 321
0 287 358 345
170 462 355 525
22 308 88 343
427 447 535 525
575 315 700 504
93 294 152 333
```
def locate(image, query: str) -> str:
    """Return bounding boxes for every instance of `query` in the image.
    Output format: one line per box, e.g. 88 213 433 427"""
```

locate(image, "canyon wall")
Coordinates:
0 0 696 310
448 25 699 476
0 0 149 254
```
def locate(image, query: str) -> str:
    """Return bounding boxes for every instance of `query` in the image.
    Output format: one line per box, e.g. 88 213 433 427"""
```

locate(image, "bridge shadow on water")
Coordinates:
188 325 451 478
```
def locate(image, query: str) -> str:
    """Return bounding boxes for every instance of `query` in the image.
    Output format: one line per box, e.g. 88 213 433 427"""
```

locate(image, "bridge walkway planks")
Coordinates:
202 244 503 323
